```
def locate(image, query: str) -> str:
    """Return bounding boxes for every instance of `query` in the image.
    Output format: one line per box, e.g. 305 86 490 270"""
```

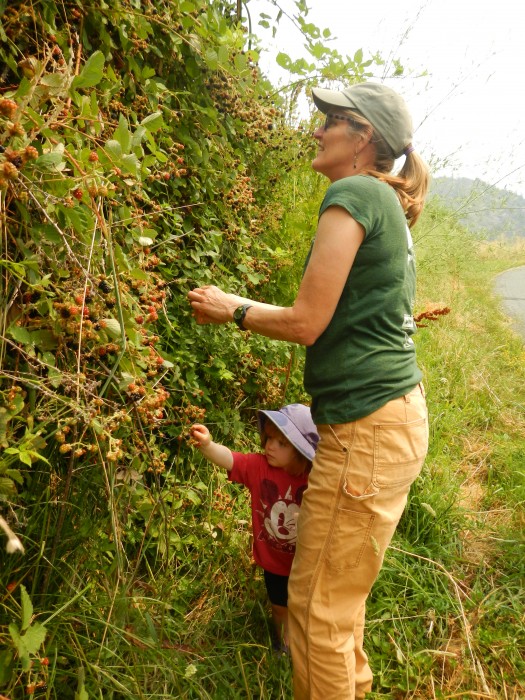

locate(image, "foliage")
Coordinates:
0 0 315 694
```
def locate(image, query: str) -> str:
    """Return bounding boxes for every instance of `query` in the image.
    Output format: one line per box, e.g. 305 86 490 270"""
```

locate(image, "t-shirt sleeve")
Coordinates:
319 176 378 238
228 452 256 488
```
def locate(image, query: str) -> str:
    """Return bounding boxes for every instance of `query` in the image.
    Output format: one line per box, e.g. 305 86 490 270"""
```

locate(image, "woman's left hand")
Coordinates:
188 285 242 325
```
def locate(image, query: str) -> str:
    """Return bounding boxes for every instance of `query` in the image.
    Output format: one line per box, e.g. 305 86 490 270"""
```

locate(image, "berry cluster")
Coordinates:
0 98 40 189
205 69 280 145
414 305 451 327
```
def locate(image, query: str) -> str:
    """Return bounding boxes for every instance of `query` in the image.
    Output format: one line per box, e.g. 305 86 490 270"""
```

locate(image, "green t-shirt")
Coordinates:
304 175 422 424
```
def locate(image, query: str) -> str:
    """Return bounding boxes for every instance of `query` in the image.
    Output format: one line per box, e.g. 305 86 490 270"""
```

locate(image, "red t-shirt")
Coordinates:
229 452 308 576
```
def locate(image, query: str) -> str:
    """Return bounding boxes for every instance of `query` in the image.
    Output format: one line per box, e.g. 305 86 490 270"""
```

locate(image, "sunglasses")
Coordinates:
323 113 357 130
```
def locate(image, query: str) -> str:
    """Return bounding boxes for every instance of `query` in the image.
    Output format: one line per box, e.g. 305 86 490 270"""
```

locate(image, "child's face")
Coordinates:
263 422 305 476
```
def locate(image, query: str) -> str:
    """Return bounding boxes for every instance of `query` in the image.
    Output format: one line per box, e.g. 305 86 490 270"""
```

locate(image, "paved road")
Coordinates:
494 265 525 340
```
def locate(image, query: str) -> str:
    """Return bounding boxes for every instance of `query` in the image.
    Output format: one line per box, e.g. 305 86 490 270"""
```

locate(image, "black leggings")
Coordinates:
263 570 289 607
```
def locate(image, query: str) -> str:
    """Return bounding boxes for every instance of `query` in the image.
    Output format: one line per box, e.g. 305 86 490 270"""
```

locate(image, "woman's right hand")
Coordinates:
188 285 243 325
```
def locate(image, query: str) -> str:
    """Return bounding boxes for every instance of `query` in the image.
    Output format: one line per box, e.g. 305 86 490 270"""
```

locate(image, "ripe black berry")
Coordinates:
98 280 111 294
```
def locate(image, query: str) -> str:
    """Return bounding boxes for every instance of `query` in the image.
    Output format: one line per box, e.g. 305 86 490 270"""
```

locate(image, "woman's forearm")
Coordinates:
188 288 321 345
237 302 319 345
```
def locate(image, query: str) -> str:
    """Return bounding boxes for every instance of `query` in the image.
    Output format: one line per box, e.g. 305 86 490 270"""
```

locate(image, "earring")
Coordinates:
353 152 358 170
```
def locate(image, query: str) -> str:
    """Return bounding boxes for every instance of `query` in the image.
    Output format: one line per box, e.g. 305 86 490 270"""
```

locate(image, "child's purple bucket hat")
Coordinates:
258 403 319 462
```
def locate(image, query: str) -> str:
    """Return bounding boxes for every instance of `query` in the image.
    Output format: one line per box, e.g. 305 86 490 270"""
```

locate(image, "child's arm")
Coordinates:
191 424 234 472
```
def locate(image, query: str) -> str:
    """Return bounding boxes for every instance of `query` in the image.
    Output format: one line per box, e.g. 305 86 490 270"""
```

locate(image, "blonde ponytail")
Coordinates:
341 110 430 227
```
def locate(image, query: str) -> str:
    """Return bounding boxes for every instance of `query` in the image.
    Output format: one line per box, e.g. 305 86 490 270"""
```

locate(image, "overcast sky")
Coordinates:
250 0 525 197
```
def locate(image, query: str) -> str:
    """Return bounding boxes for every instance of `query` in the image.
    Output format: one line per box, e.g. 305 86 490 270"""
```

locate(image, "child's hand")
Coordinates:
190 424 211 448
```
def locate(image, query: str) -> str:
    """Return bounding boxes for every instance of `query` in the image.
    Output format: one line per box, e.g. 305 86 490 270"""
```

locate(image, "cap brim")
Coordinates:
311 87 356 115
258 410 316 462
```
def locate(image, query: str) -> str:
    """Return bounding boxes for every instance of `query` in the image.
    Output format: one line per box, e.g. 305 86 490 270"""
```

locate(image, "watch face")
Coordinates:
233 306 244 322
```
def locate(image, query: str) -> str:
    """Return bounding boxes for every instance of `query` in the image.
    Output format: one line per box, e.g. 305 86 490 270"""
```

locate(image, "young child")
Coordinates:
191 403 319 652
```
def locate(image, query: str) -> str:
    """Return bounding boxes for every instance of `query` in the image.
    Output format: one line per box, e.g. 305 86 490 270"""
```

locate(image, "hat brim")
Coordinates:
311 87 357 115
258 409 316 462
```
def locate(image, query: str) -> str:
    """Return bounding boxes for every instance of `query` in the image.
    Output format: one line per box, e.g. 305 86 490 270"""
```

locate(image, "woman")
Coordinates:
188 81 429 700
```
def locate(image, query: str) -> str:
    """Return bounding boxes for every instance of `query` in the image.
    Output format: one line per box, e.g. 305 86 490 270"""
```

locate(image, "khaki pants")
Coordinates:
288 385 428 699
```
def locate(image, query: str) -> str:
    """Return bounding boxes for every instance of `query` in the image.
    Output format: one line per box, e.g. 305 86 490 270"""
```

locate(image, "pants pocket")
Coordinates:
326 509 375 571
373 417 428 488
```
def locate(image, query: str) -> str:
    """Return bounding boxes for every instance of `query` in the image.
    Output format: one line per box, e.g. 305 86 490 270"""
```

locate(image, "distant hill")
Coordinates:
429 177 525 239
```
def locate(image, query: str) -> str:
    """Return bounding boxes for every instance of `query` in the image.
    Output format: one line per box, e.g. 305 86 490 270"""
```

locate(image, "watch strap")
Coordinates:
233 303 253 330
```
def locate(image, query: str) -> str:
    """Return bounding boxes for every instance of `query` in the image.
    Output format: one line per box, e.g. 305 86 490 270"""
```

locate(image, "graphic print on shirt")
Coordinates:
406 223 414 265
403 222 416 348
258 479 307 555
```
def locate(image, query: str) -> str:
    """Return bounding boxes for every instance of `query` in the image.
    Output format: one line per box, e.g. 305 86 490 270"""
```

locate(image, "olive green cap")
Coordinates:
311 82 413 159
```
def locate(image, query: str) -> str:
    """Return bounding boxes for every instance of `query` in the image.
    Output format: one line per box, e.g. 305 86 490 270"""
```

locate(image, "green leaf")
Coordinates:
114 115 132 153
105 139 123 159
204 49 218 69
21 622 47 654
276 52 291 69
19 452 33 466
34 152 64 169
101 318 122 338
6 469 23 485
42 351 56 366
71 50 105 90
32 223 61 244
130 268 149 281
76 687 89 700
7 324 31 345
0 478 17 497
41 73 69 89
76 666 89 700
21 585 33 630
58 203 94 236
121 153 140 177
7 394 24 415
185 489 202 505
0 649 14 685
8 623 23 654
30 330 58 352
0 259 26 278
310 43 328 60
132 125 147 148
14 77 32 98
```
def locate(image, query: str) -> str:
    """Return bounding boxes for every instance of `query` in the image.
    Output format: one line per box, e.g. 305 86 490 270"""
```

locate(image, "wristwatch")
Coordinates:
233 303 253 330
